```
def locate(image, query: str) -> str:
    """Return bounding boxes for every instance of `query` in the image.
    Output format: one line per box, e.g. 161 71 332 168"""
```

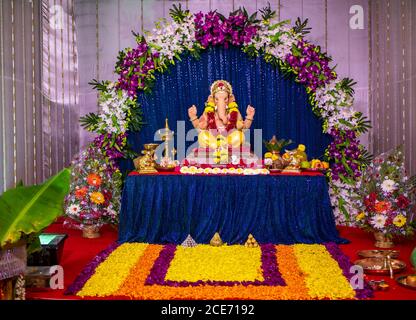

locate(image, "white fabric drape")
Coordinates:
0 0 79 194
369 0 416 175
41 0 79 180
0 0 43 193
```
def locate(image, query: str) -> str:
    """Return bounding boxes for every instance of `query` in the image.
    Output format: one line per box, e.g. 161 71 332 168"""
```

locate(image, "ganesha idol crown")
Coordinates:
210 80 233 96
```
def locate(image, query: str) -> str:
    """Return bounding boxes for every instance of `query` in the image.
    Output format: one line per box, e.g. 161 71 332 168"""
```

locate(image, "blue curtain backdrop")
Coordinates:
121 46 331 172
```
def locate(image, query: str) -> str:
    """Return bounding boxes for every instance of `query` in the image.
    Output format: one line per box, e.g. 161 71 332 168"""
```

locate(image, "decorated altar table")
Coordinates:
118 171 348 245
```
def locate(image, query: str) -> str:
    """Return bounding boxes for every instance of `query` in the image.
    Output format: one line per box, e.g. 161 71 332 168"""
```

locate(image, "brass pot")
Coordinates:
374 231 394 248
82 225 101 239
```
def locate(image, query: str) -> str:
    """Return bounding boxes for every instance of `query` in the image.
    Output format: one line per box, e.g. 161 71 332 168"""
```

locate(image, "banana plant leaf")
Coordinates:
0 168 71 247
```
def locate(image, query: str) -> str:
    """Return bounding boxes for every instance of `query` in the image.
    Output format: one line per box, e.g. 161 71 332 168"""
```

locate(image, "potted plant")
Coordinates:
0 169 70 299
263 135 293 170
355 146 416 248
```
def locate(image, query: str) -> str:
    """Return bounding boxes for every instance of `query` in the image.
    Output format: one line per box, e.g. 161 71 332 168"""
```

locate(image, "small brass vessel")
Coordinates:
133 143 159 174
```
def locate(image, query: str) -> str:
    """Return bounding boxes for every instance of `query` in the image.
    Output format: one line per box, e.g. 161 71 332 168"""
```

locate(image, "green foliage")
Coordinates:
263 52 277 66
338 78 357 96
291 43 302 57
115 49 128 74
228 6 260 25
338 197 351 224
79 112 100 132
122 142 139 160
359 148 373 167
127 101 145 132
293 18 311 36
354 112 372 134
131 31 146 45
242 44 259 58
259 2 276 21
88 79 110 92
269 19 291 31
0 169 71 247
264 137 293 153
169 3 190 23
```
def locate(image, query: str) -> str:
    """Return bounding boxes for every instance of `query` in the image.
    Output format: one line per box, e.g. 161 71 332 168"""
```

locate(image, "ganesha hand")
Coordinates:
246 105 255 119
188 105 197 120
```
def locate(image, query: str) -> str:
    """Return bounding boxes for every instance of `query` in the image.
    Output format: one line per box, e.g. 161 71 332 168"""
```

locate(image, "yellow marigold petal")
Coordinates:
294 244 356 300
166 245 263 282
78 243 148 297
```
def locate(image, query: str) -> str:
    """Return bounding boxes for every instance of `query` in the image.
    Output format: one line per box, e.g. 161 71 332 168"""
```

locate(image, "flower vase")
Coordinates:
373 231 394 248
82 225 101 239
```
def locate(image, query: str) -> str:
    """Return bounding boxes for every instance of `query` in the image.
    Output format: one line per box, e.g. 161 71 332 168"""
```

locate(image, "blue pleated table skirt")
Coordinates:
118 173 348 245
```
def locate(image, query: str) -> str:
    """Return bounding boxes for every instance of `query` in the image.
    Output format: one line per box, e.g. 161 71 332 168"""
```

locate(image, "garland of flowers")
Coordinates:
78 4 372 225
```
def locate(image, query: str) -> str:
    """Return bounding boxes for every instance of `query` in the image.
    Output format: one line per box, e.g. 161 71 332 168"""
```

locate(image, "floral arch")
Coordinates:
76 4 371 226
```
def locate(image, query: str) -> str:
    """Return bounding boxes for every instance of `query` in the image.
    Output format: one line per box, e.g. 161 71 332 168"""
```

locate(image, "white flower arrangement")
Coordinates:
329 179 362 225
315 80 359 134
247 20 301 60
97 86 131 134
146 15 198 63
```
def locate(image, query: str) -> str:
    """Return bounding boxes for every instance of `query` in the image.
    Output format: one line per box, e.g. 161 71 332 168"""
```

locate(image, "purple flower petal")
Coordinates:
325 242 374 299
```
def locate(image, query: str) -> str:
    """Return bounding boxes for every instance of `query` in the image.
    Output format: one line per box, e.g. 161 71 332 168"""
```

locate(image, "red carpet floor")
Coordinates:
26 222 416 300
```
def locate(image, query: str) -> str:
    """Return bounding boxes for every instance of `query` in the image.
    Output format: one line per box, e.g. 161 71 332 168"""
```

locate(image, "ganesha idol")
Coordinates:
186 80 259 166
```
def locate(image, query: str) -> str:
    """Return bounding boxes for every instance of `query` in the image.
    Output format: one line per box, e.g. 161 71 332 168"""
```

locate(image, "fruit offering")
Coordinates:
293 144 308 162
311 159 324 169
301 159 329 171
